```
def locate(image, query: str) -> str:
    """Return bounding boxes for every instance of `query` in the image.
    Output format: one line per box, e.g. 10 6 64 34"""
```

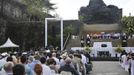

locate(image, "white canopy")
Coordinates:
0 38 19 48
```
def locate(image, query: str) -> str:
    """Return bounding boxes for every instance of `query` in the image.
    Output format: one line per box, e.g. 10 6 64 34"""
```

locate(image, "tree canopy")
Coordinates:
121 16 134 35
22 0 56 18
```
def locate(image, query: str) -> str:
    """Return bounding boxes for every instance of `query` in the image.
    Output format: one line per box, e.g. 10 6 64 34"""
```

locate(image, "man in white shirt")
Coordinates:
40 57 52 75
131 53 134 75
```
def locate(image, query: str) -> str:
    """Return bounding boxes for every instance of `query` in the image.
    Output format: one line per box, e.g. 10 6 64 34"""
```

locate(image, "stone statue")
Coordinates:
79 0 122 24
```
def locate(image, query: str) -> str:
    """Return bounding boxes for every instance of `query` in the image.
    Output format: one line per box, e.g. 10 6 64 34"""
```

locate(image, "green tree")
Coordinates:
19 0 56 50
64 24 75 37
22 0 56 18
121 16 134 35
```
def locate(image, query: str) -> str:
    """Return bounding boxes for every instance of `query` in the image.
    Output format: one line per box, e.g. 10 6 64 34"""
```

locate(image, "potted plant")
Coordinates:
84 46 91 53
115 47 124 57
115 47 124 53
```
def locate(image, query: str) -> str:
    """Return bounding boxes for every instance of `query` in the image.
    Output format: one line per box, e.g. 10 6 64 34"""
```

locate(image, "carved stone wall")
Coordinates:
79 0 122 24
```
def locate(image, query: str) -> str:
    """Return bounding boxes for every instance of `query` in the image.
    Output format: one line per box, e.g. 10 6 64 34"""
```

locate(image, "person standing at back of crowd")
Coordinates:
86 34 91 47
81 36 84 47
125 52 132 73
72 54 86 75
120 50 127 68
130 53 134 75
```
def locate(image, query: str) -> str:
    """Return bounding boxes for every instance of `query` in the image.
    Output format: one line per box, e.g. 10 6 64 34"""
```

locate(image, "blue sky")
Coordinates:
50 0 134 20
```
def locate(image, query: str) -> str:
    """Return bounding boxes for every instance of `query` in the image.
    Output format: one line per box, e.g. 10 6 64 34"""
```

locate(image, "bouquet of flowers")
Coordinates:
115 47 124 53
84 46 91 52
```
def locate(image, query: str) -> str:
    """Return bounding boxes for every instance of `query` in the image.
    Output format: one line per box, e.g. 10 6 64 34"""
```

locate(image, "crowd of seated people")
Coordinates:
88 32 121 39
87 33 134 39
0 48 92 75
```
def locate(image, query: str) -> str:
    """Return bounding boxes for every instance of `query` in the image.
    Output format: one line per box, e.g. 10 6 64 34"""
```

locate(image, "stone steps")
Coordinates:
65 37 81 50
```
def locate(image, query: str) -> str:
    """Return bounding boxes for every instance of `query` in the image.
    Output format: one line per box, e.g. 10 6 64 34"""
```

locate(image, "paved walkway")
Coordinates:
89 61 129 75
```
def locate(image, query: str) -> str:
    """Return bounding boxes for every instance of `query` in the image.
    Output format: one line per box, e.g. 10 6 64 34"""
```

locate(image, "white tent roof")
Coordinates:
0 38 19 48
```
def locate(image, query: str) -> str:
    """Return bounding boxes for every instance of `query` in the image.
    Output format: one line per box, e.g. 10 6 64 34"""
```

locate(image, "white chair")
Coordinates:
60 71 72 75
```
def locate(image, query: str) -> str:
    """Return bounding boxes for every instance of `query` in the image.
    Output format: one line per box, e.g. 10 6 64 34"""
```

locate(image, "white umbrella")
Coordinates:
0 38 19 48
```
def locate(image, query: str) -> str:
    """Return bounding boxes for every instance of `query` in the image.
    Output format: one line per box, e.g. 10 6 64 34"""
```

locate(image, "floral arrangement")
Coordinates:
84 46 91 52
115 47 124 53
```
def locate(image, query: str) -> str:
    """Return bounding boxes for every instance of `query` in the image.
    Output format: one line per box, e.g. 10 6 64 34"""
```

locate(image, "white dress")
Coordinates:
131 59 134 75
121 55 127 68
125 59 131 72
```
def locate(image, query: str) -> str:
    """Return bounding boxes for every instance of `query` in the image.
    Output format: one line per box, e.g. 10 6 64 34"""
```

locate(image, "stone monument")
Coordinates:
79 0 122 24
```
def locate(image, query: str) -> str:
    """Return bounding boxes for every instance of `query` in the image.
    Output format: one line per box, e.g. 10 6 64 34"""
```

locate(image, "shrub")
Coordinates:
84 46 91 52
115 47 124 53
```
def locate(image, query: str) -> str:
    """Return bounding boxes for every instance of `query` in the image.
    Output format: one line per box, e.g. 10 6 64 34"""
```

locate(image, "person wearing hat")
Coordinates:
60 53 67 67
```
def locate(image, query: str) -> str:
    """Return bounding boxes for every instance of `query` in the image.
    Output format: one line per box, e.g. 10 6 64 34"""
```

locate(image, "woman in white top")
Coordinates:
131 53 134 75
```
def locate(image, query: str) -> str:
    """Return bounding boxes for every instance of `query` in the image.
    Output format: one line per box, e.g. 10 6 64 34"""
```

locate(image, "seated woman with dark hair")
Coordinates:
13 64 25 75
46 58 59 74
6 56 13 62
40 57 51 75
